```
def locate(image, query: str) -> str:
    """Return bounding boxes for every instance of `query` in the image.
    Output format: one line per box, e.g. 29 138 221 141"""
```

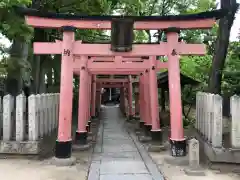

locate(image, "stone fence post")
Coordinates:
28 94 39 141
0 97 2 138
230 95 240 148
16 94 26 141
3 94 14 141
211 94 222 148
196 92 223 148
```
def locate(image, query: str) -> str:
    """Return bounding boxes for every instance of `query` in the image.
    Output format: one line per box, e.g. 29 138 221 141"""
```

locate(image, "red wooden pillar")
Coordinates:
134 85 140 118
76 56 88 145
166 29 186 156
139 73 145 128
55 27 74 159
143 70 152 134
149 56 162 143
91 75 97 118
128 75 133 120
86 73 92 133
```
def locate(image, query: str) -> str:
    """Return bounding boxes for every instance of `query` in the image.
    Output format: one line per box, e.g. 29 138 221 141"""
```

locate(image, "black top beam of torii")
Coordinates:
15 6 226 21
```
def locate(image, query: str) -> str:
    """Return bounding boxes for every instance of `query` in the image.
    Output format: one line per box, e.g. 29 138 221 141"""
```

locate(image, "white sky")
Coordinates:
217 0 240 41
0 0 239 50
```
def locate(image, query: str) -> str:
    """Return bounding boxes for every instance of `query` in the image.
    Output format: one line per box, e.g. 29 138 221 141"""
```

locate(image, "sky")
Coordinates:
217 0 240 41
0 0 239 50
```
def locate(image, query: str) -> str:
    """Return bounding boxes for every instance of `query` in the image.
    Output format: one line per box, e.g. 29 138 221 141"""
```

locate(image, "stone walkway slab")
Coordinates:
100 174 154 180
87 106 164 180
100 160 149 174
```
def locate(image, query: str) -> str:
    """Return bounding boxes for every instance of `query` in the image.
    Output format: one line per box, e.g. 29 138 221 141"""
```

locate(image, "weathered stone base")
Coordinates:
194 129 240 164
184 167 206 176
72 143 91 151
0 141 40 154
51 156 76 166
0 132 57 155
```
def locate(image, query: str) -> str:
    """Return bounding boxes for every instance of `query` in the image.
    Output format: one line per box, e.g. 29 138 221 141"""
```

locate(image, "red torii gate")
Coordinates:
17 6 224 160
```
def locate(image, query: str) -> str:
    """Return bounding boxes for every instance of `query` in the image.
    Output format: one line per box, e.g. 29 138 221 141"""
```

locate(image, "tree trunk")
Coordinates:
207 0 239 94
6 40 29 96
31 0 45 94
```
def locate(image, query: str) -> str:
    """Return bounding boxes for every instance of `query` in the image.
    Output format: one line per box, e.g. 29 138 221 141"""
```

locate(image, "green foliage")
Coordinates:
222 41 240 94
180 55 212 84
0 0 33 41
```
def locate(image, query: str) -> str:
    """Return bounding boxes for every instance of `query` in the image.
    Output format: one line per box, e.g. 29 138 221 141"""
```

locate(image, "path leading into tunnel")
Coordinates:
87 105 164 180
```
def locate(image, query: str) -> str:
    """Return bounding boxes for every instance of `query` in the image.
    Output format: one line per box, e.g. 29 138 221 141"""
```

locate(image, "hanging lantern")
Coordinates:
111 18 134 52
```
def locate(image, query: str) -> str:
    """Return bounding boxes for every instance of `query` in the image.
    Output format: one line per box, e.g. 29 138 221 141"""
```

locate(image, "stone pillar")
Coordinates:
76 56 88 146
166 29 186 157
3 94 14 141
184 138 205 176
212 94 223 148
16 94 26 141
55 27 75 159
28 94 39 141
149 56 162 143
231 95 240 148
37 94 43 138
43 94 49 136
0 97 2 136
46 94 51 134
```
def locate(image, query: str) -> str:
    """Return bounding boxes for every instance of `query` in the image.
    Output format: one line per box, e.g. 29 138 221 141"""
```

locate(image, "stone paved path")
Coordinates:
87 105 164 180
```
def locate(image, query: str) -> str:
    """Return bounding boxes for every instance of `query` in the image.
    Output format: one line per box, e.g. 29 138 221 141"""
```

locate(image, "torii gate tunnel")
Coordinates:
17 7 225 159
